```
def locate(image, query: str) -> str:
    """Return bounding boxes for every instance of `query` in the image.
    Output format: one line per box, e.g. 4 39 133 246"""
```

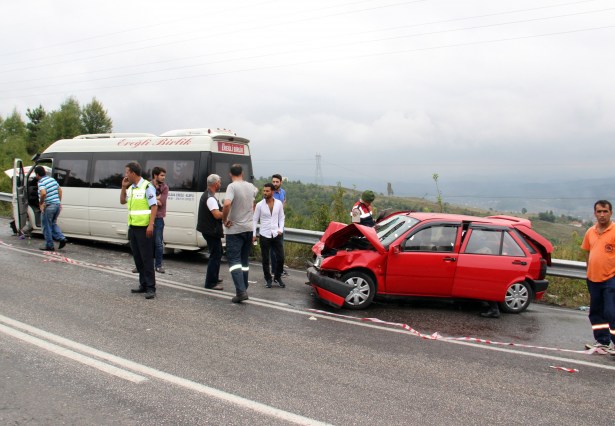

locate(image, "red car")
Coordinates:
307 212 553 312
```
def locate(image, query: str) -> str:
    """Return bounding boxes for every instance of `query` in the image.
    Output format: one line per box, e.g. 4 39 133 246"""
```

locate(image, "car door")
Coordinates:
453 227 531 301
12 159 28 232
385 223 460 296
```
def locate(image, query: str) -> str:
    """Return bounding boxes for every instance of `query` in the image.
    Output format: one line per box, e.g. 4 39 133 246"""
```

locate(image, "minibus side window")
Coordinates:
92 156 139 189
54 158 89 187
144 158 196 191
211 153 253 192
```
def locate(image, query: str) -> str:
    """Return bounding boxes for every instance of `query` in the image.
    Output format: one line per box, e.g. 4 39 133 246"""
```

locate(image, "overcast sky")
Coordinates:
1 0 614 197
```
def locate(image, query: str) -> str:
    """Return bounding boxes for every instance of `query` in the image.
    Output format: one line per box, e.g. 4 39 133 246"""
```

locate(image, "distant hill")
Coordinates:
287 174 613 220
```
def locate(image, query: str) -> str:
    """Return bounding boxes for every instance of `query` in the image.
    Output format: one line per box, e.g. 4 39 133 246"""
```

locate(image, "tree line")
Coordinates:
0 97 113 193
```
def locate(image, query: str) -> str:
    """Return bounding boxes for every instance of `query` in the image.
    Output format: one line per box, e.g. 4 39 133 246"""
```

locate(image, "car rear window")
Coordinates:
511 229 537 254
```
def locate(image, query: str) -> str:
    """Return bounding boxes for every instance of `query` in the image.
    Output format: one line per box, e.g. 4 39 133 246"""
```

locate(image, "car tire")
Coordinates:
499 281 533 314
341 271 376 310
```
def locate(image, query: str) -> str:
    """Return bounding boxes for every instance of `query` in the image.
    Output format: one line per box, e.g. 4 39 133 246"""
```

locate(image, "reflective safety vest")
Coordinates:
350 201 375 227
127 179 152 226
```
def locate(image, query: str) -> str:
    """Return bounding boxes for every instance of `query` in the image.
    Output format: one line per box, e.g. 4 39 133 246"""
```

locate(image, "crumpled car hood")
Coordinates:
313 222 386 255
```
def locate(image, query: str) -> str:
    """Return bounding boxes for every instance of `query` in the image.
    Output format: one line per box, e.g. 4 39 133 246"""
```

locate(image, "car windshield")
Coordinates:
376 215 420 247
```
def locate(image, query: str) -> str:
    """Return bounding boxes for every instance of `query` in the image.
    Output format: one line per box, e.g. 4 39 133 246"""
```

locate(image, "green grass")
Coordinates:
541 277 589 308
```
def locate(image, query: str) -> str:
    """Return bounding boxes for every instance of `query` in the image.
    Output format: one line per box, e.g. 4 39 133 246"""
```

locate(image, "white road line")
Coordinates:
2 242 614 373
0 314 330 426
0 322 147 383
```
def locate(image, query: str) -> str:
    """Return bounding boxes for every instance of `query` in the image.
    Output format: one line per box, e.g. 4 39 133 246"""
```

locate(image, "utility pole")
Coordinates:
315 153 323 185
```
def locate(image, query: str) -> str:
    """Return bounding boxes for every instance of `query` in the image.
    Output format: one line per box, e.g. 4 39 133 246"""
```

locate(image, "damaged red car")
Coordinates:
306 212 553 312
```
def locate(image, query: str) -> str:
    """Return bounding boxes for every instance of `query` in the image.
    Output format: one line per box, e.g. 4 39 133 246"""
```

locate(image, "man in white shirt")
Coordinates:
253 183 286 288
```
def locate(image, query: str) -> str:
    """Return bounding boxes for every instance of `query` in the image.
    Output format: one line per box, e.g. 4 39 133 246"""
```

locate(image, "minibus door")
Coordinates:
12 159 29 232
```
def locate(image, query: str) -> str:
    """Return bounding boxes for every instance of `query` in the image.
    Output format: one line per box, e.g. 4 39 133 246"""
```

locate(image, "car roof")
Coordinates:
393 212 532 228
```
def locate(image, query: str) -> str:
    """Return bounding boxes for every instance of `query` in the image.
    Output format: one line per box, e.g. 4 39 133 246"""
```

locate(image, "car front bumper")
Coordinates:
306 266 354 308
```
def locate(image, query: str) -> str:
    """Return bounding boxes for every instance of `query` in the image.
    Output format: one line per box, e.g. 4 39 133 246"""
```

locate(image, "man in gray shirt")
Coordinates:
222 164 257 303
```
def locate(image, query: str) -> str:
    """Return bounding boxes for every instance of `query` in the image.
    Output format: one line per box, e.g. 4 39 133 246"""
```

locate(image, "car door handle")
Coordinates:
512 260 527 266
443 257 456 262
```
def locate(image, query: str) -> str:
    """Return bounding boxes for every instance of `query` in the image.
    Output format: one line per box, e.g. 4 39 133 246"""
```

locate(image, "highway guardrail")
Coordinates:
0 196 587 280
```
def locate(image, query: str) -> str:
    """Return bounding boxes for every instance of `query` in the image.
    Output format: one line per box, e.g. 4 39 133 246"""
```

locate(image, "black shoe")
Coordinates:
265 280 272 288
231 292 249 303
144 292 156 299
39 246 54 251
274 278 286 288
58 239 67 249
131 288 146 293
480 308 501 318
155 266 165 273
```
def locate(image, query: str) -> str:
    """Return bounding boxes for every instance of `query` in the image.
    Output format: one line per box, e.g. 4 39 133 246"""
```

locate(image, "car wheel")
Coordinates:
341 271 375 310
499 281 533 314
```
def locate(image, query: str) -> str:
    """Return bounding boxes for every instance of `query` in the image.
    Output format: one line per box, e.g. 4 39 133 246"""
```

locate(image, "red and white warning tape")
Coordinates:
308 309 608 357
549 366 579 373
0 240 116 271
0 240 606 366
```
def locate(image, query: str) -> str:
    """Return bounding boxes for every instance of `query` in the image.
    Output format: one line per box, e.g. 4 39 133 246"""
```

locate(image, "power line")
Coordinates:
0 0 432 70
0 0 604 83
1 21 613 101
3 4 613 95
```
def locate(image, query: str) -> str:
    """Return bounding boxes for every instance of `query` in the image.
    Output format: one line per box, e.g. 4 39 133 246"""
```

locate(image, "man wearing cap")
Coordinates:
351 190 376 227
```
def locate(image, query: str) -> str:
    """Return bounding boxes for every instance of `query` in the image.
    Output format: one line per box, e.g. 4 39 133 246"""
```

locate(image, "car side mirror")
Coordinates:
392 244 401 254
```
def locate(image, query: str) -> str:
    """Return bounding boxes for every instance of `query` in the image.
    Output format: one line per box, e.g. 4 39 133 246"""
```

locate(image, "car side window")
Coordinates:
404 225 457 252
501 232 526 257
465 229 502 255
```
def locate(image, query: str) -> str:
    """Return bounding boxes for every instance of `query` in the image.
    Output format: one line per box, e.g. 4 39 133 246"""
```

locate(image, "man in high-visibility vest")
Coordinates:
120 161 158 299
350 190 376 227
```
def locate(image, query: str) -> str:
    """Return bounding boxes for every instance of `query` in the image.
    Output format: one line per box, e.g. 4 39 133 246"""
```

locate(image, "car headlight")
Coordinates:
314 255 323 269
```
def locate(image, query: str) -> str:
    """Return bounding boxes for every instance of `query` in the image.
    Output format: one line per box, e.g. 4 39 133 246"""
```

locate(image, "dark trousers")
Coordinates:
260 234 284 281
226 231 252 295
270 231 284 273
587 277 615 344
129 226 156 293
153 217 164 268
203 234 222 288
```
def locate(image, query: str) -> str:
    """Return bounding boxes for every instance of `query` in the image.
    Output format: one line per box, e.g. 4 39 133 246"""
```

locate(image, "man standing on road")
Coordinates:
222 164 257 303
271 173 288 277
253 183 286 288
34 166 67 251
121 162 158 300
196 174 224 291
581 199 615 354
152 166 168 274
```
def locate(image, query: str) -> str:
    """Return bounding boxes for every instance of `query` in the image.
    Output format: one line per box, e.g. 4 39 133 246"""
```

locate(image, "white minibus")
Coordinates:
12 128 253 251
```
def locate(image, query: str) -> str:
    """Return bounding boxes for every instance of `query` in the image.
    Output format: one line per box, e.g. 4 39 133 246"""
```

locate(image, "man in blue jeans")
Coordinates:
270 173 288 279
151 167 168 273
222 164 257 303
35 166 67 251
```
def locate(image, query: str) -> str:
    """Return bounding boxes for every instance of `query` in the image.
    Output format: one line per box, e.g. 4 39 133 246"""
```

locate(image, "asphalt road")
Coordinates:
0 218 613 425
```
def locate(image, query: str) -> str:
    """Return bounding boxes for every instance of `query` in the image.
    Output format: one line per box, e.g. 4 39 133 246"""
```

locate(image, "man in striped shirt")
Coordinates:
35 166 67 251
